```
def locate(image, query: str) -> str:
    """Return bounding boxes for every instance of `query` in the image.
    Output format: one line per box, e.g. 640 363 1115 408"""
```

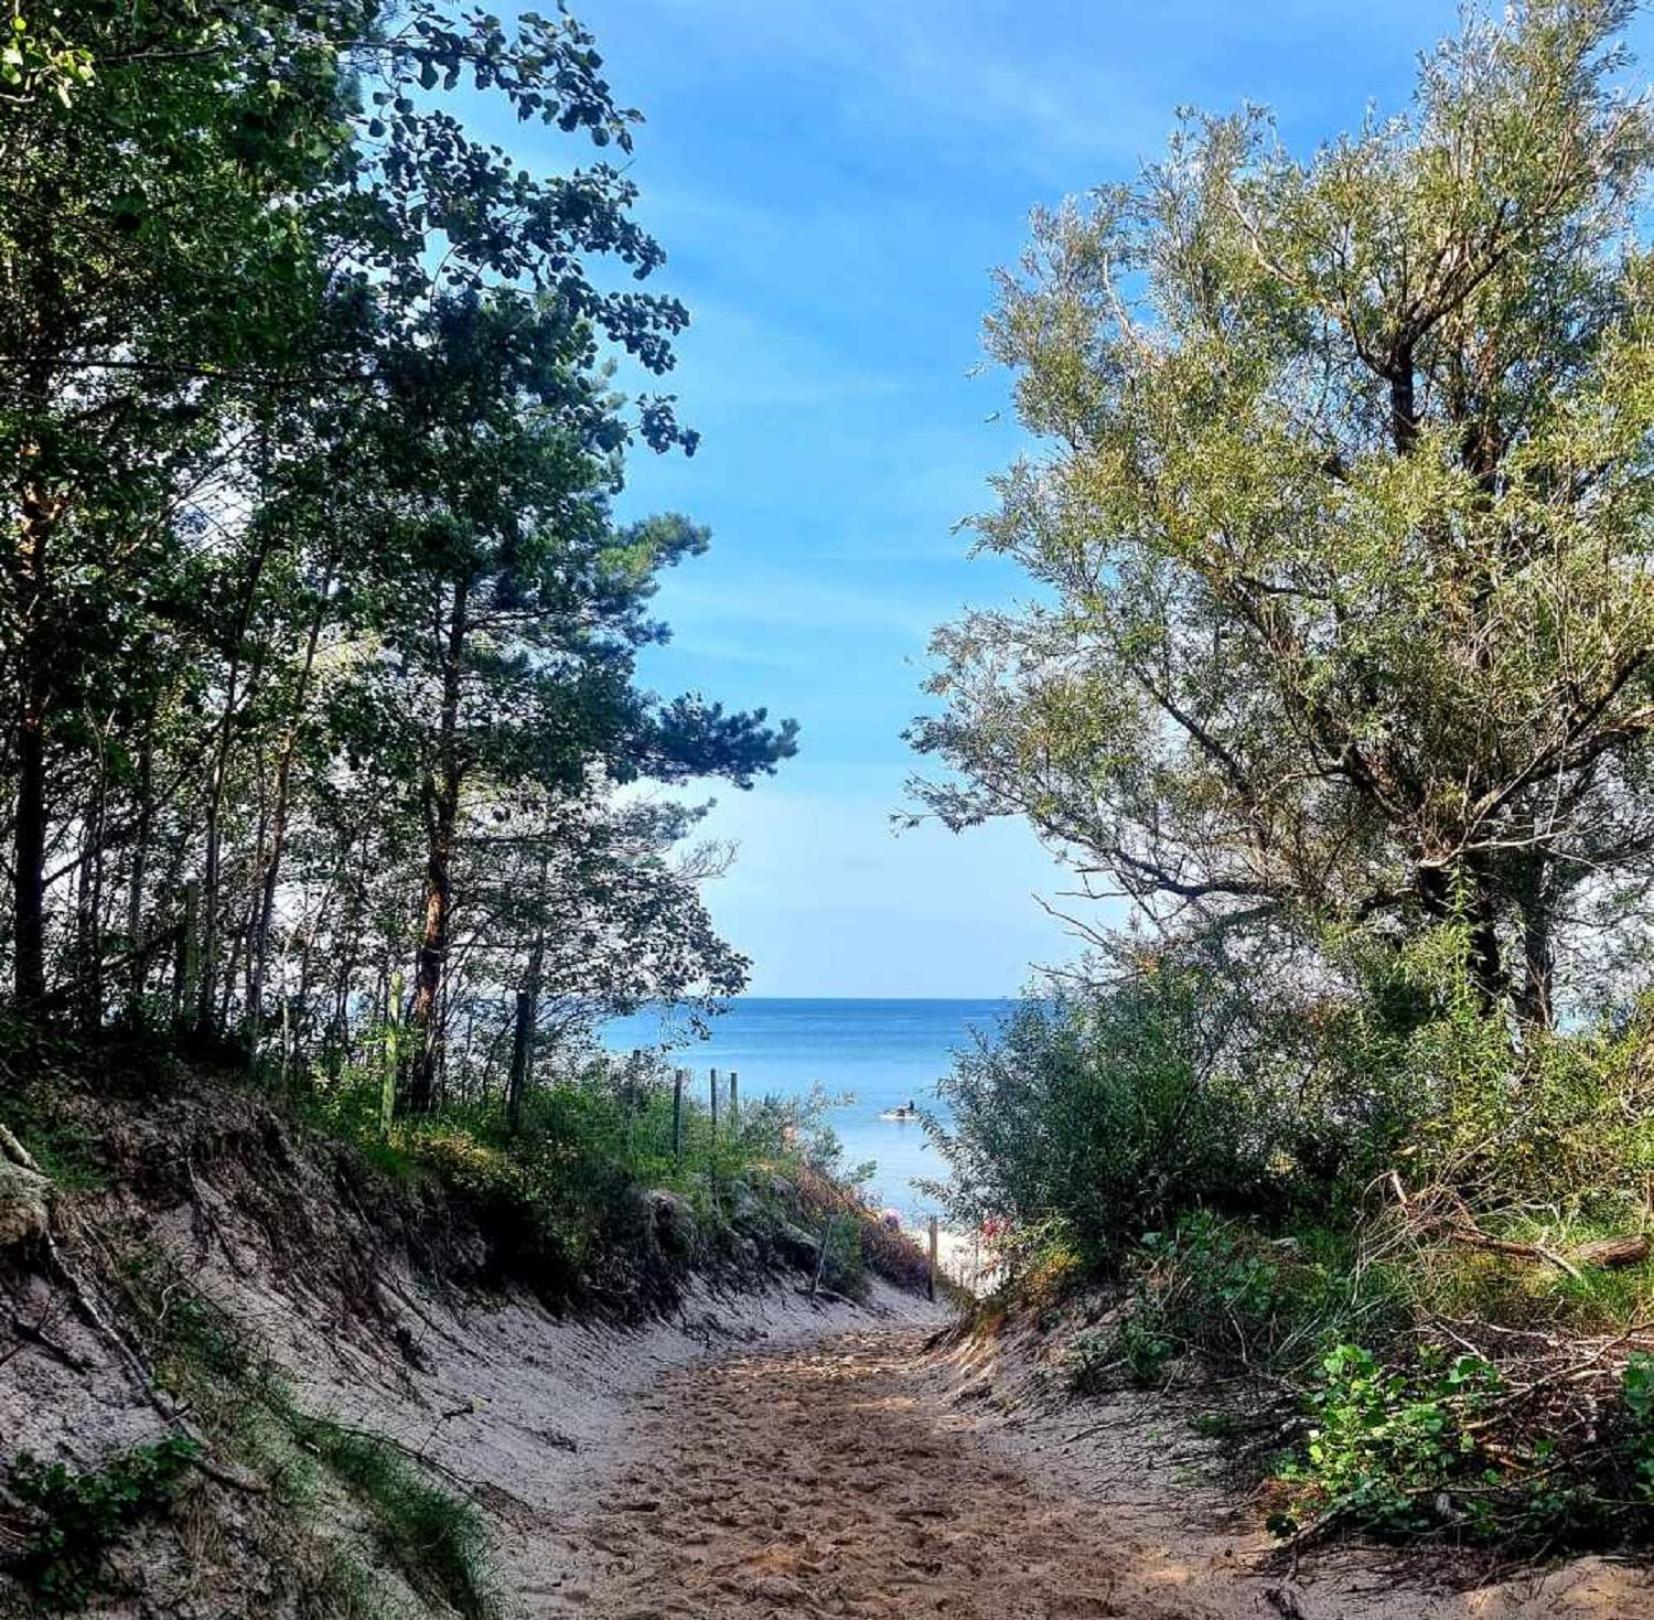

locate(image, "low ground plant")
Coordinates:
1103 1215 1406 1385
294 1049 869 1304
296 1420 495 1620
5 1435 201 1609
107 1239 495 1615
1274 1344 1502 1538
936 937 1654 1550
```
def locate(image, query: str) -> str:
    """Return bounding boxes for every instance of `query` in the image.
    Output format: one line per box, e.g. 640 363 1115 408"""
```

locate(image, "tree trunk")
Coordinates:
405 575 470 1115
125 728 154 1021
12 485 53 1011
247 579 327 1042
1572 1235 1650 1269
1467 876 1505 1008
1515 857 1555 1031
1388 345 1419 455
76 757 108 1028
197 526 275 1035
1417 859 1507 1009
10 195 63 1017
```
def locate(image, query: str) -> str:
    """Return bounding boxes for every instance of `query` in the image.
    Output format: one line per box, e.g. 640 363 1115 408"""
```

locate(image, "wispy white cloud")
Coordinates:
614 0 1173 181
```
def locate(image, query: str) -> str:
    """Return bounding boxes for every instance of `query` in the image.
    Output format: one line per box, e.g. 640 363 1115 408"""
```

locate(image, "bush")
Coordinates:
293 1050 894 1309
931 971 1306 1270
1276 1344 1502 1538
932 941 1487 1277
7 1435 201 1608
1064 1327 1120 1393
948 936 1654 1548
1108 1214 1404 1383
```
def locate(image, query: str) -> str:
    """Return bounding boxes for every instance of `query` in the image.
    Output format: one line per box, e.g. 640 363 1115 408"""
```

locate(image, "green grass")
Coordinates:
108 1238 495 1617
297 1420 496 1620
2 1094 106 1191
1410 1212 1654 1334
297 1547 393 1620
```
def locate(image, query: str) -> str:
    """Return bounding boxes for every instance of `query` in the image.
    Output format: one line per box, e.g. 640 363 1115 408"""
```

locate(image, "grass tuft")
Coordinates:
297 1420 496 1620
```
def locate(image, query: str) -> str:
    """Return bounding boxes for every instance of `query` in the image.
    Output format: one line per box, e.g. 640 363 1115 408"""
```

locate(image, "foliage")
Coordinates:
1622 1353 1654 1503
294 1047 898 1306
0 0 794 1122
1065 1328 1121 1394
1 1093 105 1191
1112 1316 1178 1389
912 0 1654 1558
930 975 1267 1269
7 1434 201 1608
1114 1215 1404 1381
786 1161 935 1298
912 0 1654 1022
1276 1345 1502 1538
929 959 1418 1271
297 1420 495 1620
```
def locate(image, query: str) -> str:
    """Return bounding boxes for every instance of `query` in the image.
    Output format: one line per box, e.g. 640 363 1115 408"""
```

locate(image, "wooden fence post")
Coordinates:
707 1068 721 1215
928 1216 940 1303
624 1046 641 1159
672 1068 685 1161
728 1070 740 1137
809 1215 833 1299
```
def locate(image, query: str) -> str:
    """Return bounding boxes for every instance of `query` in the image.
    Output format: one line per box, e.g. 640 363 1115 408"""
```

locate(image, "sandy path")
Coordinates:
561 1326 1654 1620
567 1327 1245 1619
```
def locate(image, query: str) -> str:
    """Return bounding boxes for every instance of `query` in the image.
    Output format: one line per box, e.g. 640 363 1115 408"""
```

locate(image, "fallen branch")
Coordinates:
1381 1171 1581 1278
1571 1235 1651 1270
7 1310 89 1373
40 1233 266 1495
1447 1228 1582 1279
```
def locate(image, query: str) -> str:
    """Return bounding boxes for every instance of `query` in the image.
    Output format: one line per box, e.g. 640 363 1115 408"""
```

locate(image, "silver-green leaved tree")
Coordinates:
913 0 1654 1026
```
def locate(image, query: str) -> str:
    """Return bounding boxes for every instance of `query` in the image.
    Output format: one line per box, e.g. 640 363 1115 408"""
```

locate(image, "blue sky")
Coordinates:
487 1 1644 997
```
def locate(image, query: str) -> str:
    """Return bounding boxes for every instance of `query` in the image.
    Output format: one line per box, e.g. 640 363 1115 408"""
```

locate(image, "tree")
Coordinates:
0 0 796 1115
0 0 358 1005
439 789 747 1131
912 0 1654 1023
335 296 791 1110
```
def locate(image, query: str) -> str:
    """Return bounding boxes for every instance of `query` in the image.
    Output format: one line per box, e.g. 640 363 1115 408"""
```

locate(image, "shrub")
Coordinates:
292 1050 899 1310
1276 1344 1502 1538
937 935 1654 1550
7 1434 201 1608
1113 1214 1405 1382
935 928 1654 1288
931 972 1300 1270
1064 1328 1120 1393
1113 1312 1178 1388
1621 1353 1654 1504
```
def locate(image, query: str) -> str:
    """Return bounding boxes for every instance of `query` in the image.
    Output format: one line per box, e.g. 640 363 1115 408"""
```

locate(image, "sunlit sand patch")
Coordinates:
562 1326 1654 1620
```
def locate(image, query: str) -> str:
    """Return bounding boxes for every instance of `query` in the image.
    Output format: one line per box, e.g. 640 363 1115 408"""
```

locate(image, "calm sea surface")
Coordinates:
601 998 1014 1217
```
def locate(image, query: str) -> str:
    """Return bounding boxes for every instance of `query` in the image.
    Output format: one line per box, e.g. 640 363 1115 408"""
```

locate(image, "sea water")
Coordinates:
601 998 1013 1219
